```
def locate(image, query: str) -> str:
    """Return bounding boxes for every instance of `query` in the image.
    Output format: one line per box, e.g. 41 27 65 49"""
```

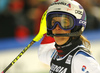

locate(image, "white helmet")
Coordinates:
46 0 87 37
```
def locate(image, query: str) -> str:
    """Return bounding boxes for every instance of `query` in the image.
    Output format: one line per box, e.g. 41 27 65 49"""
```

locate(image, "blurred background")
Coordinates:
0 0 100 73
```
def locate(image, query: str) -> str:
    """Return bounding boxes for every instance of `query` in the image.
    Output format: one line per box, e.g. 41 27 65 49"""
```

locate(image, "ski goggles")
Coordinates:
46 12 76 30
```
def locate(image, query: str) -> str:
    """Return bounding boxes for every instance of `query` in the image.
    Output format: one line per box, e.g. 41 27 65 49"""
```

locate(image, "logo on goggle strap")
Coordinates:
79 20 86 26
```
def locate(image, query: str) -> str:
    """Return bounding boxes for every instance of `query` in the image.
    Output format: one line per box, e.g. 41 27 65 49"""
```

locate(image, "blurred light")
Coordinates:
9 0 24 13
0 0 9 13
14 25 30 42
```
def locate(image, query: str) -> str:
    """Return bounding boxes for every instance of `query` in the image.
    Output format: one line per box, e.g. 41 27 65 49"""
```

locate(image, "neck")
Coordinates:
55 37 82 57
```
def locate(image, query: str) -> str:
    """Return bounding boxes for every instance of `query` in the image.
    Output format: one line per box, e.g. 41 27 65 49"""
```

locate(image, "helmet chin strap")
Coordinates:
49 30 82 37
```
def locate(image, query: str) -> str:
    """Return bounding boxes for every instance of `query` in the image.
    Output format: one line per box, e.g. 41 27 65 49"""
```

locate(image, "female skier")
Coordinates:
38 0 100 73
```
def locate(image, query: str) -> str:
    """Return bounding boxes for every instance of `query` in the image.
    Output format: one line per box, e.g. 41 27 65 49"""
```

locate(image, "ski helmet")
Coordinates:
46 0 87 37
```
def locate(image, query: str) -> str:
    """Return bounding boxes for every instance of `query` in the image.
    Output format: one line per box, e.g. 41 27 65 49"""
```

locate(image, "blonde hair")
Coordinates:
72 35 91 54
80 35 91 50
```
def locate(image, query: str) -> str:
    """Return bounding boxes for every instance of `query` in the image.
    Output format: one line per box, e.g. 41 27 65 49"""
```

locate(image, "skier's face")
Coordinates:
52 17 71 45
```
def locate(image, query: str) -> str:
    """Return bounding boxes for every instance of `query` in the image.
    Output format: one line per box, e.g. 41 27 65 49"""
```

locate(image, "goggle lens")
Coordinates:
47 13 75 30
